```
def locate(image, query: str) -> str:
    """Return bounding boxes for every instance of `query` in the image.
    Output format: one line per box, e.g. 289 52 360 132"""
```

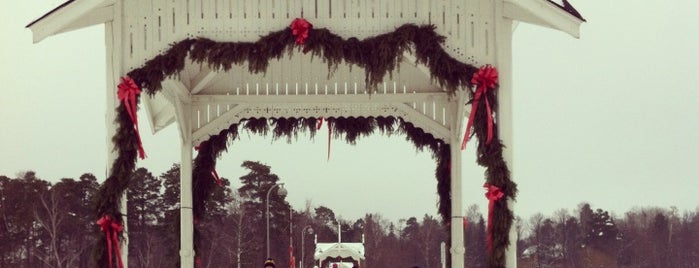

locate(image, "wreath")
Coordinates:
93 18 516 268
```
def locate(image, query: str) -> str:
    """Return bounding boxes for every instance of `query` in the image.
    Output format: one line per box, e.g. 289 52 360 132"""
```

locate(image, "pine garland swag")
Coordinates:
93 20 517 267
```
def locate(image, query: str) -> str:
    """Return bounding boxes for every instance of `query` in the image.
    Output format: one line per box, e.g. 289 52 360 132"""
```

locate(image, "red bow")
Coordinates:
117 76 146 159
290 18 312 45
97 215 125 268
461 65 498 150
484 183 504 253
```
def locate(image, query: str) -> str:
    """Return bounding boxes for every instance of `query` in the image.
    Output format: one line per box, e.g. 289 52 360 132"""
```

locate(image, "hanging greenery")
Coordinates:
93 19 516 268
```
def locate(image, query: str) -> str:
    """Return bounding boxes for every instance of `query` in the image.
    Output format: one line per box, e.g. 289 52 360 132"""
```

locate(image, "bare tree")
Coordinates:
33 190 85 268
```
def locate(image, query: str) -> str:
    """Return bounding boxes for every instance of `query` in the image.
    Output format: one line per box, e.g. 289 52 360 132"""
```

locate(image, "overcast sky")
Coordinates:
1 1 697 224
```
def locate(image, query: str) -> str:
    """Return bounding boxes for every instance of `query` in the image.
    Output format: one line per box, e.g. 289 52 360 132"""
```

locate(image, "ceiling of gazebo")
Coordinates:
177 52 439 96
143 50 443 135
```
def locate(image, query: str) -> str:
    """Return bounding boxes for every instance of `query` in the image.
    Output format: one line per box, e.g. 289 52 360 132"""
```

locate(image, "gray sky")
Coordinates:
1 1 698 223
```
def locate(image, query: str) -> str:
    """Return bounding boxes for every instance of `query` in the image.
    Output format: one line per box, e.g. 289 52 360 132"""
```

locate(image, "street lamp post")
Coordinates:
299 225 314 268
266 183 287 258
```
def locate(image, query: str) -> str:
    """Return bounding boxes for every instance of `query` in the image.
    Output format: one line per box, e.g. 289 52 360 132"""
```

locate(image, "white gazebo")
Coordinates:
28 1 583 267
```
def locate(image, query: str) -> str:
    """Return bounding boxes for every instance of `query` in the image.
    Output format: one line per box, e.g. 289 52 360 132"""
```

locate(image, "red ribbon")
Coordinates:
289 246 296 268
484 183 504 254
117 76 146 159
211 169 222 186
316 118 332 160
461 65 498 150
97 215 125 268
463 216 469 229
327 120 332 160
290 18 312 45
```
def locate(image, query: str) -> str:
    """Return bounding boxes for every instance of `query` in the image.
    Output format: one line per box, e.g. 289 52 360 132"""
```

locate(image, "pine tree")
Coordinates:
236 161 290 266
127 167 165 267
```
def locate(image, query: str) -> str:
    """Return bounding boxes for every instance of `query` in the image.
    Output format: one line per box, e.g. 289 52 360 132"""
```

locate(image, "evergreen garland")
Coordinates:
93 22 516 267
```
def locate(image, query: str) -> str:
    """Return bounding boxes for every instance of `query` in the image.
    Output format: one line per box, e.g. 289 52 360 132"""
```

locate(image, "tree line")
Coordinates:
1 162 697 267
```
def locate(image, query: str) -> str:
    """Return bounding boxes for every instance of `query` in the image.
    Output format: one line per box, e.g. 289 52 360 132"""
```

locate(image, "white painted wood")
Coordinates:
178 100 195 268
143 92 176 134
503 0 583 38
494 1 517 266
191 67 219 95
29 0 112 43
392 103 451 141
163 79 193 103
104 0 128 266
449 91 467 268
191 92 448 104
57 5 114 36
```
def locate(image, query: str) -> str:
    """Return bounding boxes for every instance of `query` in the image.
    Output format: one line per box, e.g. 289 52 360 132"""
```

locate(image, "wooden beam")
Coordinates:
172 97 191 145
57 5 114 36
28 0 113 43
162 79 192 103
191 92 448 105
402 52 433 80
145 93 176 134
503 0 583 38
163 80 193 142
190 68 220 95
191 104 249 145
495 1 519 266
393 103 451 143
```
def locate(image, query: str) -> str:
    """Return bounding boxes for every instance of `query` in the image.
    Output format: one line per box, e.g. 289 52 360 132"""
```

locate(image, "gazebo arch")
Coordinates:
28 1 584 267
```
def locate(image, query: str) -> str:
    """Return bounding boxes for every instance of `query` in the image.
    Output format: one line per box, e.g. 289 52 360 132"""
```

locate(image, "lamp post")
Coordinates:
266 183 287 258
299 225 314 268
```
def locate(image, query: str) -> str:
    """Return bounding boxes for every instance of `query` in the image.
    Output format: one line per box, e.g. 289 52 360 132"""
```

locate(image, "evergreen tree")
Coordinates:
586 208 620 252
237 161 290 267
651 213 671 266
127 167 165 267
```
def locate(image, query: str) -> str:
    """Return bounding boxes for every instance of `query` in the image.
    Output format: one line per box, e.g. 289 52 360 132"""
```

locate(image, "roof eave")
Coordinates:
503 0 584 38
27 0 114 43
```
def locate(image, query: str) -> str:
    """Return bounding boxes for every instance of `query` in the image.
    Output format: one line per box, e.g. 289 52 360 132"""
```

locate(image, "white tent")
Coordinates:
314 242 365 261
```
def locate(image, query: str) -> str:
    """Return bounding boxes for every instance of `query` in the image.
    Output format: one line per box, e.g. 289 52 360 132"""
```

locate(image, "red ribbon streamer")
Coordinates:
289 246 296 268
117 76 146 159
211 169 222 186
317 118 332 160
461 65 498 150
97 215 125 268
290 18 312 45
484 183 504 254
327 120 332 160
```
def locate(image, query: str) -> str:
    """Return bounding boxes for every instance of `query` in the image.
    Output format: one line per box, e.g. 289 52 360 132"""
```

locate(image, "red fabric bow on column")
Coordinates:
97 215 125 268
290 18 313 45
117 76 146 159
484 183 504 253
461 65 499 150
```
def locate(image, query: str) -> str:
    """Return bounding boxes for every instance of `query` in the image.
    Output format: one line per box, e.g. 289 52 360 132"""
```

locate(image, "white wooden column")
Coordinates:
178 99 195 267
494 1 518 267
449 92 467 268
105 1 128 266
